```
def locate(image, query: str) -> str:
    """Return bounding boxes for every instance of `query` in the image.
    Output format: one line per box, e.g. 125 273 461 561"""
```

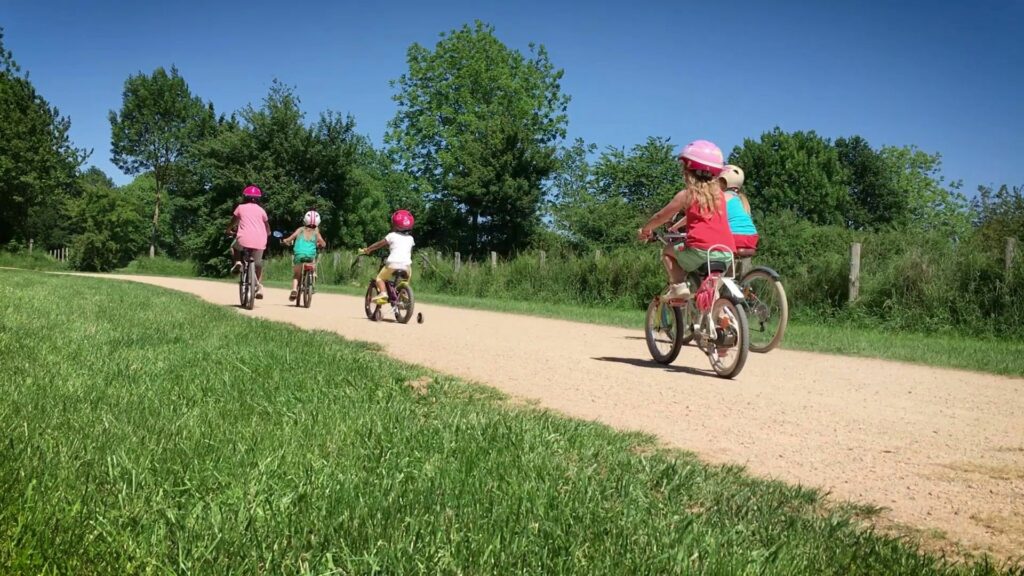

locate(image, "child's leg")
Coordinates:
661 244 686 285
374 267 393 299
291 264 300 291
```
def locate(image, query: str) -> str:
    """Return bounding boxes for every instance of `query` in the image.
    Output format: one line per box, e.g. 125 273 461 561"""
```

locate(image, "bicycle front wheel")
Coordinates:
707 298 749 379
395 284 415 324
741 269 788 353
365 283 381 321
645 298 683 365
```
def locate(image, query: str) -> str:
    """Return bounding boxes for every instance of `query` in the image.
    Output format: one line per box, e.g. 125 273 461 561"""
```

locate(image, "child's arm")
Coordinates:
282 227 301 246
226 214 240 234
640 189 690 239
315 229 327 248
739 193 752 215
668 216 688 233
361 238 388 255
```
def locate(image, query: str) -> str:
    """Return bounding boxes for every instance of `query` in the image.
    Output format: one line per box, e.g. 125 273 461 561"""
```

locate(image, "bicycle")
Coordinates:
644 231 750 379
295 258 317 308
357 254 415 324
237 247 258 310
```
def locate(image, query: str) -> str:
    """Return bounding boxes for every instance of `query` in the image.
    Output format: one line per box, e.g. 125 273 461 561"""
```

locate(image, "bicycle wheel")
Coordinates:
706 298 749 379
741 269 789 353
364 283 381 321
395 284 415 324
244 261 256 310
238 268 247 308
645 298 683 365
302 269 313 308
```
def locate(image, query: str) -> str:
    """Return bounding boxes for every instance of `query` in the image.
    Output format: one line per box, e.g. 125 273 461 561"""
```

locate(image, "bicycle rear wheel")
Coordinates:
244 261 256 309
302 269 313 308
706 298 749 379
741 269 788 353
395 284 415 324
645 298 683 365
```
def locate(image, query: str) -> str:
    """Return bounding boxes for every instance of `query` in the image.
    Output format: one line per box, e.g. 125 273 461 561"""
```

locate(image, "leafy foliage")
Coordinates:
387 21 570 254
66 168 148 271
109 65 215 256
0 28 86 247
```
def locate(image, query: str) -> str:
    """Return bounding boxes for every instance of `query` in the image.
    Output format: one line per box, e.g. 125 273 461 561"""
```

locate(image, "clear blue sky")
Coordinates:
5 0 1023 192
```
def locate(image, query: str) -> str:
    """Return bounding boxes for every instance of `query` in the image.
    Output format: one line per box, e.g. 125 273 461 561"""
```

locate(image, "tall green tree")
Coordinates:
0 28 85 247
109 65 214 257
387 21 571 254
553 137 682 249
729 128 850 226
66 168 148 271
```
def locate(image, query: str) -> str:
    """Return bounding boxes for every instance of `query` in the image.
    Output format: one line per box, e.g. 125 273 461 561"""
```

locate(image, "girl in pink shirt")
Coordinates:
227 185 270 298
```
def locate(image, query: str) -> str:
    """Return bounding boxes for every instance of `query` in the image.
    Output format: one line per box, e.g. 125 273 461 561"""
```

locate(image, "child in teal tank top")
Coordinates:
283 210 327 301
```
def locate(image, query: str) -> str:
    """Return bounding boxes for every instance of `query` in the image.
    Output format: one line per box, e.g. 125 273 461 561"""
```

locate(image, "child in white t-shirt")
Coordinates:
360 210 415 305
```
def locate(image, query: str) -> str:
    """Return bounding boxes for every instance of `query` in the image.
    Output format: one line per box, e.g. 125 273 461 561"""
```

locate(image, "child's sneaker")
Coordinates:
288 290 297 301
255 284 264 299
231 262 242 275
373 294 389 305
662 283 690 300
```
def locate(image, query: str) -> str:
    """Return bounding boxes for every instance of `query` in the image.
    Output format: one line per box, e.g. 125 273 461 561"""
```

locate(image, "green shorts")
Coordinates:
292 255 315 266
673 245 734 273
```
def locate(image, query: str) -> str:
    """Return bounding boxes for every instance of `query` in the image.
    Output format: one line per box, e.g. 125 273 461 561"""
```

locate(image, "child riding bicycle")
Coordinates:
282 210 327 301
638 140 736 300
360 210 415 305
227 185 270 299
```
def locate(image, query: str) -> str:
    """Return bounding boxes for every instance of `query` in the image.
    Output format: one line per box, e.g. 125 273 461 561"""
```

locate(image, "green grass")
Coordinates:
0 251 67 271
118 255 197 277
0 269 1014 574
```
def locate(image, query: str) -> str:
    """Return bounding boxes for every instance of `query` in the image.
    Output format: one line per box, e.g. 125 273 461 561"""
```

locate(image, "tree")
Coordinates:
835 135 905 228
0 28 85 246
728 128 850 226
553 137 682 249
881 145 970 236
387 21 570 254
109 65 214 257
974 184 1024 251
66 168 148 271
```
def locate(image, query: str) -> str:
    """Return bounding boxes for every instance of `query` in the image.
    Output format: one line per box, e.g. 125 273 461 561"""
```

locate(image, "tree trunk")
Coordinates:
150 179 161 258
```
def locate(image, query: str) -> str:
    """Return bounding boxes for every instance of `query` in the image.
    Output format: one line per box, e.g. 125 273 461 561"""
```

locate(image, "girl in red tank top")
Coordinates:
639 140 735 300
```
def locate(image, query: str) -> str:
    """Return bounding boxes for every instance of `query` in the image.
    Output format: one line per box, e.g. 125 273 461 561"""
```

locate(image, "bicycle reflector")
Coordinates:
718 314 732 331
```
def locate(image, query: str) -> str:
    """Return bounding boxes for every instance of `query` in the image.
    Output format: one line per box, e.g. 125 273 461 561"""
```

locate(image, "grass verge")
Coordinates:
0 269 1013 574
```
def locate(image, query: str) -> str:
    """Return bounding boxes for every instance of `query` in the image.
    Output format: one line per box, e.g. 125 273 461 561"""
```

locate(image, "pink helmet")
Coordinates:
391 209 414 231
678 140 724 176
242 185 262 198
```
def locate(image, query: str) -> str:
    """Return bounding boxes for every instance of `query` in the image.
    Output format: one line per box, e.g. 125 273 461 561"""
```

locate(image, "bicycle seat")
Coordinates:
393 270 409 280
736 248 757 258
301 263 316 271
693 260 729 277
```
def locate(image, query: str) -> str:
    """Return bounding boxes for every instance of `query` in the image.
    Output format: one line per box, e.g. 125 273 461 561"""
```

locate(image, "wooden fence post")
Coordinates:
490 251 497 268
539 250 546 266
594 249 602 262
1006 237 1017 271
454 252 461 273
436 250 442 263
28 239 33 254
849 242 861 303
332 252 341 270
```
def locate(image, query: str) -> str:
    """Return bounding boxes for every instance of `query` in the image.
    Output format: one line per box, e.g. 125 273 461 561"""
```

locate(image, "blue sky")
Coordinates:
5 0 1023 192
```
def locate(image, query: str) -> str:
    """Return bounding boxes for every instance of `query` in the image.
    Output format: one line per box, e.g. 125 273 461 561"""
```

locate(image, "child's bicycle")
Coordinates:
356 254 415 324
644 231 750 379
295 258 317 308
237 247 258 310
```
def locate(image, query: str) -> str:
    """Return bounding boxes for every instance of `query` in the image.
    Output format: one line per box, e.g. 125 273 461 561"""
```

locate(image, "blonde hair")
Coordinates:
684 169 723 215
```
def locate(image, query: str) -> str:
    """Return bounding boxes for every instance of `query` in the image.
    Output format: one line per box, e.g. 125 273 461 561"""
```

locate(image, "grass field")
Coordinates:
0 269 1013 574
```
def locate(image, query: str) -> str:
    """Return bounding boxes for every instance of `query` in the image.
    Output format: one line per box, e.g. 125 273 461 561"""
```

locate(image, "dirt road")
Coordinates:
94 275 1024 559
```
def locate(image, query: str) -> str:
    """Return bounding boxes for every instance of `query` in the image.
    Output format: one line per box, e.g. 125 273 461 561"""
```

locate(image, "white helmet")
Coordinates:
303 210 321 227
720 165 745 190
